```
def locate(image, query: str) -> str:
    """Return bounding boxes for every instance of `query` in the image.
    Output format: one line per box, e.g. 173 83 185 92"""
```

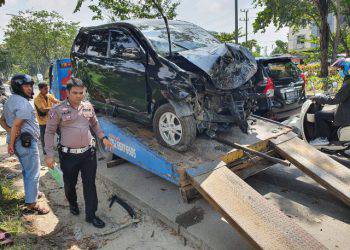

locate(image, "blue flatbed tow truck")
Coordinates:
49 61 350 248
94 110 350 249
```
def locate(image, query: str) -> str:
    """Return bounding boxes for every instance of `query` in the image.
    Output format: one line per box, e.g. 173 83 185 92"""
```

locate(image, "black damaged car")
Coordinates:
71 19 258 151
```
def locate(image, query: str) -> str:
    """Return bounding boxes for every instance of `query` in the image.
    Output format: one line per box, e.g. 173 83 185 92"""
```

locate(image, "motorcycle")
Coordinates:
300 99 350 164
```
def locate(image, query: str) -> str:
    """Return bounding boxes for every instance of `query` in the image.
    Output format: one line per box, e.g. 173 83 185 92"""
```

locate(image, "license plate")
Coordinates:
285 90 298 100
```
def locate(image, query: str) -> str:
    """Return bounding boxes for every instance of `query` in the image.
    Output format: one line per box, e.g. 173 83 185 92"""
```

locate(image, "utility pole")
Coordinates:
235 0 239 44
240 9 249 43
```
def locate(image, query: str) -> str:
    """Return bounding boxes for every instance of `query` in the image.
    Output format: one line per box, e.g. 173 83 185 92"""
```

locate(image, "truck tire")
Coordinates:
153 103 196 152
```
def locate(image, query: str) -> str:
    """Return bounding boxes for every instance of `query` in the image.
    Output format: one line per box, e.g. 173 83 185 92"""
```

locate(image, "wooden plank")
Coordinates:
272 137 350 207
188 166 325 249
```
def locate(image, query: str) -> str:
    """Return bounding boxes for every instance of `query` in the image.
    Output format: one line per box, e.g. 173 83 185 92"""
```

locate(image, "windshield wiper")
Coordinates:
172 42 189 50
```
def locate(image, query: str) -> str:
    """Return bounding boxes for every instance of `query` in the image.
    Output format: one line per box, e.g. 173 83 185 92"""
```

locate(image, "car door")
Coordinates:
78 29 114 109
106 28 148 116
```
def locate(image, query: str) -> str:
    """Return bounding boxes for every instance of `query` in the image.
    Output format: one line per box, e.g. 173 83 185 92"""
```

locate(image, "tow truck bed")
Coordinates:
98 113 350 248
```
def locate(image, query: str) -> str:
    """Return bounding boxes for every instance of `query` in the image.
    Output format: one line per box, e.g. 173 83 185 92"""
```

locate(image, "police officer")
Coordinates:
0 74 49 214
44 77 113 228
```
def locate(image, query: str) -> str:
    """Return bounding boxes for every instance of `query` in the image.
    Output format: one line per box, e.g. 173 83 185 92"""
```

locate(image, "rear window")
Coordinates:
86 30 109 57
264 62 300 80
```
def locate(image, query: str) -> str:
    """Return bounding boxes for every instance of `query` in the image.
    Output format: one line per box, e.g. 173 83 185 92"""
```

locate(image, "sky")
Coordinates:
0 0 289 54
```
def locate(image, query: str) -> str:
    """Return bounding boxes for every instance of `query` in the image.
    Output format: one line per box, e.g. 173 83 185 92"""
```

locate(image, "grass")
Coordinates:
0 172 35 248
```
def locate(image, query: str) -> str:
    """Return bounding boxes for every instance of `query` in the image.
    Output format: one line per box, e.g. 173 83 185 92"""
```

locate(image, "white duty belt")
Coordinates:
60 139 96 154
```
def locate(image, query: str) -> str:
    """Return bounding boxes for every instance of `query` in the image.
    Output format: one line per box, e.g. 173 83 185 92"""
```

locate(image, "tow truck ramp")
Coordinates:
98 114 350 249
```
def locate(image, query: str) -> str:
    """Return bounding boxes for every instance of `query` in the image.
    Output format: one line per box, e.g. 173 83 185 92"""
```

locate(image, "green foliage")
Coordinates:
271 40 288 55
4 10 79 75
212 32 235 43
211 29 244 43
211 31 261 57
253 0 334 77
74 0 180 21
0 177 26 235
252 0 317 33
241 39 262 57
299 63 343 92
0 44 12 79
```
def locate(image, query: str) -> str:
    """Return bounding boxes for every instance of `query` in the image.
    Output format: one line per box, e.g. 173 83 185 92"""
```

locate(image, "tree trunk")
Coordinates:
340 34 350 56
316 0 330 77
332 0 341 62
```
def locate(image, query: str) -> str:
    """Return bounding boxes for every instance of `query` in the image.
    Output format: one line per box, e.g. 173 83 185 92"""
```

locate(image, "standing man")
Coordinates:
45 78 113 228
34 82 60 155
0 74 49 214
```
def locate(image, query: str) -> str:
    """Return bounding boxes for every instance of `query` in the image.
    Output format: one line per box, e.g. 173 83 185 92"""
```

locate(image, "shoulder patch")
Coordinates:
49 111 56 120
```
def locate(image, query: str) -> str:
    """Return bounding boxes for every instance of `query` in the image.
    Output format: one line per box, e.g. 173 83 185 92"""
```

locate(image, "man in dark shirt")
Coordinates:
310 58 350 146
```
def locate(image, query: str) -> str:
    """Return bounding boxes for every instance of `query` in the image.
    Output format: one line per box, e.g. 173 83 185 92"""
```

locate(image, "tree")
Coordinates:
211 30 243 43
0 44 12 79
4 10 79 75
0 0 5 7
339 0 350 55
241 39 262 57
74 0 180 21
211 32 261 56
315 0 331 77
253 0 331 77
271 40 288 55
332 0 341 61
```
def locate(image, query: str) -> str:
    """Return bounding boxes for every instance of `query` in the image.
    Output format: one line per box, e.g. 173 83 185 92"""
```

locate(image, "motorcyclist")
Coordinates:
309 58 350 146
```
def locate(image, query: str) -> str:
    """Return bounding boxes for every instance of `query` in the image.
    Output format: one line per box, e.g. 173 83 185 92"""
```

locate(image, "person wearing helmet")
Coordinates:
0 74 49 214
309 58 350 146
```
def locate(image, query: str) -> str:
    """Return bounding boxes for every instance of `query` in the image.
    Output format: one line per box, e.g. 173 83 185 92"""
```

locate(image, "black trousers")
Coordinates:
59 148 98 219
315 110 335 139
39 125 46 155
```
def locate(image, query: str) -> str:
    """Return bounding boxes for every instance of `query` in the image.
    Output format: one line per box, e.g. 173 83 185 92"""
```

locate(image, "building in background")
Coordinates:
288 13 337 52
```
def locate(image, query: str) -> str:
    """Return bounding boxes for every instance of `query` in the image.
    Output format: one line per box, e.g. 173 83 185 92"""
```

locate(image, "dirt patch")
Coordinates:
0 134 195 249
175 206 205 228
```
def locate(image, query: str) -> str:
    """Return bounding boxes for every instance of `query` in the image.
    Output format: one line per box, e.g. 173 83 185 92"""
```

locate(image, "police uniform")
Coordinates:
45 99 105 220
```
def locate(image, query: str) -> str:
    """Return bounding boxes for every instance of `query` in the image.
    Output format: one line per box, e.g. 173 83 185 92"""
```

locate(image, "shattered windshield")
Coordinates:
135 22 221 56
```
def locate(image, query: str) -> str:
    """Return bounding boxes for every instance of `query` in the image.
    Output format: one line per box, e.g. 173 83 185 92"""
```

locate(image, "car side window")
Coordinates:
109 30 143 60
86 30 109 57
73 31 88 54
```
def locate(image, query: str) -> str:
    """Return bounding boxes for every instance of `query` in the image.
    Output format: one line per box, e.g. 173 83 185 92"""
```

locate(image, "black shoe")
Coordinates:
69 205 80 216
86 216 105 228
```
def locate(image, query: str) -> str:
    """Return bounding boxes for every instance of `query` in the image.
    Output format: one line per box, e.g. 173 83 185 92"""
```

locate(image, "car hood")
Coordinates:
177 43 257 90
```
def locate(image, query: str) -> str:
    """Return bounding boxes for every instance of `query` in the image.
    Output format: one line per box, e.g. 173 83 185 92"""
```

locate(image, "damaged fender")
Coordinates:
168 99 194 117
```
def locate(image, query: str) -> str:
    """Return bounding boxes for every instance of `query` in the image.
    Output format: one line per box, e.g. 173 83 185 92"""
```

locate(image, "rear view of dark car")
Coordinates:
253 57 306 120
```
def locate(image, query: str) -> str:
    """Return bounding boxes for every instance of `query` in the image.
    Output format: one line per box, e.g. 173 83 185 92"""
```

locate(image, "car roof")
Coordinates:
80 19 193 32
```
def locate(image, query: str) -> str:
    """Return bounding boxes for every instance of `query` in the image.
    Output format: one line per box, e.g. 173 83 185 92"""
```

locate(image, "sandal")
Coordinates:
0 230 13 246
24 204 50 215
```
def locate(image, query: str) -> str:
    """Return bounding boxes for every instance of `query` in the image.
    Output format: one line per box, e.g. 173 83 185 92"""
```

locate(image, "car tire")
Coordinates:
153 103 196 152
